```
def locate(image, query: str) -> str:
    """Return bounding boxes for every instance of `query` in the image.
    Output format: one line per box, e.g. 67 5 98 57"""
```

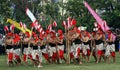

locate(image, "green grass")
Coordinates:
0 53 120 70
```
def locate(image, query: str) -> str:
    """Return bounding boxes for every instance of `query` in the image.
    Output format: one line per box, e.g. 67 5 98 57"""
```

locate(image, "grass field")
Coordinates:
0 53 120 70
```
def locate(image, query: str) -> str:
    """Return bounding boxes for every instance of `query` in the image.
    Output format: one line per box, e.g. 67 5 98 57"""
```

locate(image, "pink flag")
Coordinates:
62 21 66 26
23 24 27 30
94 22 98 27
62 21 68 29
53 21 57 27
67 17 72 28
103 21 110 31
112 33 116 41
4 26 9 32
10 24 15 31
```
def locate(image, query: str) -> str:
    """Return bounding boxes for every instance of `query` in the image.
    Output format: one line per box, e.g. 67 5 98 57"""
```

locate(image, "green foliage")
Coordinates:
0 0 12 25
0 0 120 32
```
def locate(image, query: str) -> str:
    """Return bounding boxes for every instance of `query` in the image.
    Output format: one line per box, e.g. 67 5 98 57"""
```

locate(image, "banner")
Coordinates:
26 8 36 22
84 1 116 40
7 18 32 33
84 1 110 31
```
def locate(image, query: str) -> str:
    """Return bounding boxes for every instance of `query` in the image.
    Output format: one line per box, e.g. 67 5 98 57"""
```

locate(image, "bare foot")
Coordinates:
79 61 82 65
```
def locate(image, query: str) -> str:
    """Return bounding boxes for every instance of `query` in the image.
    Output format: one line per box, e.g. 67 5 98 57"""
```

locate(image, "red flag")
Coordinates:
41 30 45 34
48 24 52 31
10 24 15 31
4 26 9 32
30 20 37 27
34 22 39 29
53 21 57 27
71 18 76 26
20 21 23 28
25 31 30 38
38 27 43 33
30 23 35 27
37 24 41 29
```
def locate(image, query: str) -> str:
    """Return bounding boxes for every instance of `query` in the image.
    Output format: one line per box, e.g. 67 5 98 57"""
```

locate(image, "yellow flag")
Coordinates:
6 18 32 33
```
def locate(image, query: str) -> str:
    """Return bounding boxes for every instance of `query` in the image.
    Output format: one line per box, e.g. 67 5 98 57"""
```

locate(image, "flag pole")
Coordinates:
65 26 68 64
67 28 71 64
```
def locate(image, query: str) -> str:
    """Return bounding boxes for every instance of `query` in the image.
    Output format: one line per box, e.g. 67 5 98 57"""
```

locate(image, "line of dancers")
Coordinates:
4 26 116 67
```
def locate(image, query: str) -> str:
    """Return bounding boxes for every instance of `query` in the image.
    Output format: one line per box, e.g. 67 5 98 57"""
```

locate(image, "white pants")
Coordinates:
32 49 42 62
48 46 56 57
58 45 64 51
13 49 21 56
70 43 82 58
23 47 32 55
74 44 81 58
6 48 13 54
82 44 90 55
105 44 115 56
96 43 104 50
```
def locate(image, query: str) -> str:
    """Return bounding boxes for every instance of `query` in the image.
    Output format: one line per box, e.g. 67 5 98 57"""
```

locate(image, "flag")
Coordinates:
35 22 39 29
103 21 110 31
112 33 116 41
67 17 71 28
53 21 57 27
7 18 32 33
62 21 68 29
71 18 76 26
84 1 109 31
48 24 52 31
37 24 41 30
94 22 97 27
10 24 15 31
41 30 45 34
19 21 23 28
23 24 27 30
30 22 35 27
26 8 36 22
4 26 9 32
83 1 115 39
30 20 39 30
62 21 66 26
38 27 43 33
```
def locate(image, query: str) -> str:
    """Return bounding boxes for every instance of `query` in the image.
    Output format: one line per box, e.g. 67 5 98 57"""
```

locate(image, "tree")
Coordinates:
0 0 12 24
63 0 120 31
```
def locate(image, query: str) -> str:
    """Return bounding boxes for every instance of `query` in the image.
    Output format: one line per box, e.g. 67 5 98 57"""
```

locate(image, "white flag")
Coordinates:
26 8 36 22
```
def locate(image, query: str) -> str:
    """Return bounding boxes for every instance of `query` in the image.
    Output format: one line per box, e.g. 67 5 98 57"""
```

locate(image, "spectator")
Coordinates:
0 34 5 55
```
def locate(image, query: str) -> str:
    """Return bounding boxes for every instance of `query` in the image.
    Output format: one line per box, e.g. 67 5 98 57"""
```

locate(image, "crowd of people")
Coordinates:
3 24 119 68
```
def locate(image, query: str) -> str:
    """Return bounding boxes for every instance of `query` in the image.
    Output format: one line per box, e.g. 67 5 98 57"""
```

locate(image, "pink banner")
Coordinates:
84 1 116 40
84 1 110 31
